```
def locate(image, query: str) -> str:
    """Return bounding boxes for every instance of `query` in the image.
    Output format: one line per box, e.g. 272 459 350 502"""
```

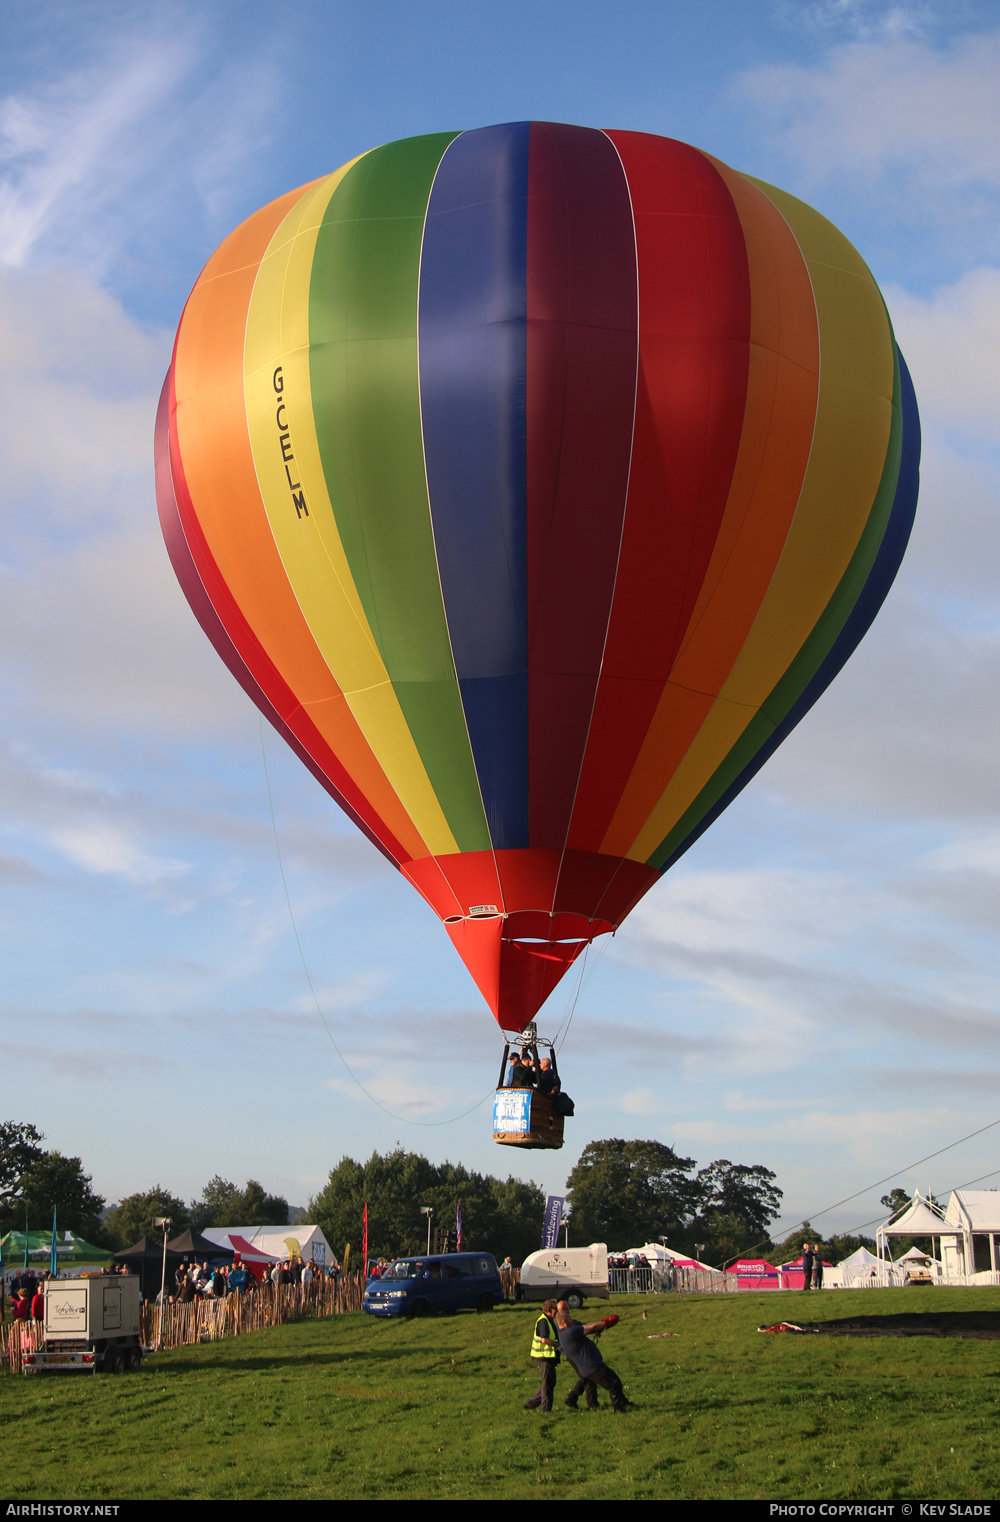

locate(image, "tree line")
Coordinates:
5 1115 896 1268
0 1121 289 1252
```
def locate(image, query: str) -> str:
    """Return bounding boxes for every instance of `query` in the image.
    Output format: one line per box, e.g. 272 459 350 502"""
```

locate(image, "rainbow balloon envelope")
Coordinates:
155 123 919 1034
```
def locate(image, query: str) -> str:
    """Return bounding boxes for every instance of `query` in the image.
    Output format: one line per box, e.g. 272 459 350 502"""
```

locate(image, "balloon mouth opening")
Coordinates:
506 937 588 946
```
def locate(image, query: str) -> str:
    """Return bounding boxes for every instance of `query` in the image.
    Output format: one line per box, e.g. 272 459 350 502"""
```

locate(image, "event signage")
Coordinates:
492 1089 531 1134
542 1196 564 1249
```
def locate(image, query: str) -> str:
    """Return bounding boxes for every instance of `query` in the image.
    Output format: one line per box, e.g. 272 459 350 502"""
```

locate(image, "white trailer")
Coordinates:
23 1275 145 1375
517 1243 609 1307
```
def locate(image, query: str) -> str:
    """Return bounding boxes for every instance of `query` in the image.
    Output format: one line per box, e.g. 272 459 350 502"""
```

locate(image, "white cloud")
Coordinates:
0 26 278 285
772 1 937 42
621 1086 661 1115
739 32 1000 188
0 263 254 737
324 1069 466 1117
50 822 189 887
887 267 1000 440
922 832 1000 874
0 39 193 271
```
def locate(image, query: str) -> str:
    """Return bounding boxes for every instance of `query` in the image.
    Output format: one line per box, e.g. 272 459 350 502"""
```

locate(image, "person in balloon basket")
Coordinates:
523 1298 560 1412
556 1301 630 1413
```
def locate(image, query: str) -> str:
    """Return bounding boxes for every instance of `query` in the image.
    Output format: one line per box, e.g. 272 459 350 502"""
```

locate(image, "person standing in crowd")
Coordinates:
801 1243 815 1290
812 1250 824 1291
229 1261 250 1295
523 1298 560 1412
556 1301 630 1414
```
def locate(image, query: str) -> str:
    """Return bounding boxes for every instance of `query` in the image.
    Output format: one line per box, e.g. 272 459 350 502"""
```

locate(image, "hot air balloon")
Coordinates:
155 123 919 1148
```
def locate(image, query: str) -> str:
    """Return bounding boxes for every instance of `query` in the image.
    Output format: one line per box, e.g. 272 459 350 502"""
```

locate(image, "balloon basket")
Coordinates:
492 1089 565 1150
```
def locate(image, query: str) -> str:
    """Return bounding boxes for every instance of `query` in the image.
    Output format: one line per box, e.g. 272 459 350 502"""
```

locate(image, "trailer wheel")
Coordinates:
566 1292 583 1310
107 1347 126 1375
126 1346 143 1372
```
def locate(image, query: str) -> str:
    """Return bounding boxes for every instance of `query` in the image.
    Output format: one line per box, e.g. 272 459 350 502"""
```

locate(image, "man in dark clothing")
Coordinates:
556 1302 629 1413
523 1297 560 1411
535 1058 559 1096
801 1244 815 1289
507 1054 533 1089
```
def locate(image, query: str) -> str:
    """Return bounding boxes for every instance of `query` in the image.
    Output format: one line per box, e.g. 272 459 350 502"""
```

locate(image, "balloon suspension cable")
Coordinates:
550 943 589 1053
551 929 613 1055
259 717 493 1127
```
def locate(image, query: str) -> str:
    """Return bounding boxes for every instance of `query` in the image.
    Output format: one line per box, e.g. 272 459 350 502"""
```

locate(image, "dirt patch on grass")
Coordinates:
810 1311 1000 1340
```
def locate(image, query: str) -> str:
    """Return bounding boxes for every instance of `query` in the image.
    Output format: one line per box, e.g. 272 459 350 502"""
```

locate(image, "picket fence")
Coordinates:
0 1273 365 1375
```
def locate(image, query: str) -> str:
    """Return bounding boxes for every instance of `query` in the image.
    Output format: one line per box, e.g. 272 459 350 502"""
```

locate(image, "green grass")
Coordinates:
3 1290 999 1499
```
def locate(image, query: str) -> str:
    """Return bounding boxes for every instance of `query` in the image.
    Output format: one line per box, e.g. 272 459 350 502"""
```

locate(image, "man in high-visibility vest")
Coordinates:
523 1297 560 1411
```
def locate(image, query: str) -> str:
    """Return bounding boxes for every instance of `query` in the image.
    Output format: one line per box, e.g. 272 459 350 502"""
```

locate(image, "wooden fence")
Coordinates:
0 1273 366 1373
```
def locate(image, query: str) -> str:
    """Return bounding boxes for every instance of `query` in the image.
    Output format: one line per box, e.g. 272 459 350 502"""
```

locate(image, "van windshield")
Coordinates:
384 1260 424 1281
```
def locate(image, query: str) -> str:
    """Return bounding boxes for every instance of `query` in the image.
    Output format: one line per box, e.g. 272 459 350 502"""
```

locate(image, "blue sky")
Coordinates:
2 0 1000 1247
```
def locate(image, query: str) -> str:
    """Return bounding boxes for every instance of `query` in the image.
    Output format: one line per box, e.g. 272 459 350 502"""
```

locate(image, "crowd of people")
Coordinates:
160 1256 337 1305
505 1049 560 1094
0 1254 342 1318
1 1269 49 1323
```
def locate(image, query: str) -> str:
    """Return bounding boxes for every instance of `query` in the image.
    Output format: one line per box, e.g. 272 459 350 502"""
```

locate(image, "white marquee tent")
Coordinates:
201 1225 337 1268
876 1190 1000 1285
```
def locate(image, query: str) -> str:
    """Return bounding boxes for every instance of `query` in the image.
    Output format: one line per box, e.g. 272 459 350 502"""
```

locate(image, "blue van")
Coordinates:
363 1252 502 1318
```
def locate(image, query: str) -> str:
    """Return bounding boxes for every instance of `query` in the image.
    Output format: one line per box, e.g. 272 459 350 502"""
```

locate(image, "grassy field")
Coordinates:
3 1289 998 1500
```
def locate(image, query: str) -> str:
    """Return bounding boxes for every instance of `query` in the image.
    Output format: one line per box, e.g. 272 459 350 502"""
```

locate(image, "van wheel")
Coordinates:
409 1300 429 1318
477 1294 494 1313
566 1292 583 1310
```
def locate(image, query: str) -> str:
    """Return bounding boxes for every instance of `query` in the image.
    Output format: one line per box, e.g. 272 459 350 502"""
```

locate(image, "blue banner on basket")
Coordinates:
493 1088 531 1133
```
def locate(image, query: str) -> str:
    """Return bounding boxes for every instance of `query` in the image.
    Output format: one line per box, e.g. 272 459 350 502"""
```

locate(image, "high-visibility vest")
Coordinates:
531 1314 558 1359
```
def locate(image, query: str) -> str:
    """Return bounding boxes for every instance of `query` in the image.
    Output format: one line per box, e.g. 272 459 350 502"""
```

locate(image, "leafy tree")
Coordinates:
0 1120 45 1218
823 1232 877 1261
774 1223 881 1267
773 1221 824 1262
308 1149 544 1265
687 1160 783 1266
310 1157 365 1261
881 1188 912 1217
190 1177 288 1231
103 1187 190 1251
564 1139 701 1248
18 1152 106 1240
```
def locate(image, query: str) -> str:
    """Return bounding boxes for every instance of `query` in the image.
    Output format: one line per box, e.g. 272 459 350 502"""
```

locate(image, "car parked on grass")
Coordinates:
363 1253 502 1318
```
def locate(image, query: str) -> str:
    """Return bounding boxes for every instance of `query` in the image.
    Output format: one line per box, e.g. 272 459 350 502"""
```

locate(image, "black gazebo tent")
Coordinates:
114 1236 185 1300
167 1228 236 1263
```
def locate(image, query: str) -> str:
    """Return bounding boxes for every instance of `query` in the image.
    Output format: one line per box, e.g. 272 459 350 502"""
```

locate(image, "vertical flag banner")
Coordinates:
456 1200 463 1252
49 1207 58 1277
362 1203 368 1278
542 1196 565 1249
